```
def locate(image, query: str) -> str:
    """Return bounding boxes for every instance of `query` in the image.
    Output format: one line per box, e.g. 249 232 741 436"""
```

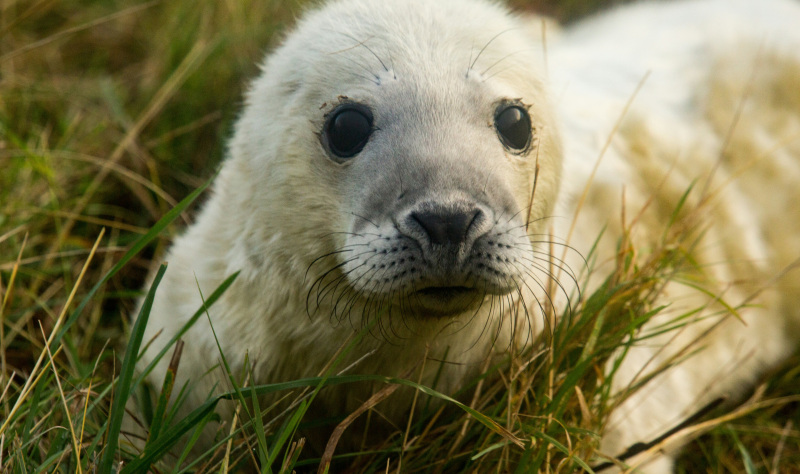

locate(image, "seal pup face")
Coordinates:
325 97 537 318
229 0 562 329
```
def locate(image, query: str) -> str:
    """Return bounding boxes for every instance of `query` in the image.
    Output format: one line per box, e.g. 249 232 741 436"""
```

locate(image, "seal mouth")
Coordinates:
411 285 482 317
416 286 476 299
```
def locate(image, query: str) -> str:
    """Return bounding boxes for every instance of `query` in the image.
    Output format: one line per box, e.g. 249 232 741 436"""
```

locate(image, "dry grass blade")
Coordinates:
627 395 800 471
1 232 27 384
222 362 251 472
0 229 104 437
771 420 793 474
40 323 83 474
402 346 429 455
281 438 306 473
0 1 158 63
1 372 16 405
0 226 27 246
38 40 212 287
564 71 650 249
318 382 403 474
0 246 127 272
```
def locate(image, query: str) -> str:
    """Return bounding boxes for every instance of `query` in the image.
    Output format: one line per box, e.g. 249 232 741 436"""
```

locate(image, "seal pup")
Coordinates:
134 0 800 471
136 0 562 457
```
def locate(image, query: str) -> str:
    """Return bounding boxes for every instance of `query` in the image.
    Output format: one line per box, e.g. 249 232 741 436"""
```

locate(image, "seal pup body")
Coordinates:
135 0 800 470
549 0 800 470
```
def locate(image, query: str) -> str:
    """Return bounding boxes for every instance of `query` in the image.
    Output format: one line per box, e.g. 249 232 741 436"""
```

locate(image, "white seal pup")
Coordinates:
136 0 562 458
134 0 800 471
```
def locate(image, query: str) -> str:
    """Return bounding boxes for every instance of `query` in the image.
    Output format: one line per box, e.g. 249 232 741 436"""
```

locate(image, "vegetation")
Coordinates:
1 0 798 472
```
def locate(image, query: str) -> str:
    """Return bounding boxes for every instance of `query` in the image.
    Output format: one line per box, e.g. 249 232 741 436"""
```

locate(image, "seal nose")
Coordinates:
411 208 481 246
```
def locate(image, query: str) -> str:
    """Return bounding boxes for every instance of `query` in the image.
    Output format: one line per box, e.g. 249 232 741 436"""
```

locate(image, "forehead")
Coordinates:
275 0 546 105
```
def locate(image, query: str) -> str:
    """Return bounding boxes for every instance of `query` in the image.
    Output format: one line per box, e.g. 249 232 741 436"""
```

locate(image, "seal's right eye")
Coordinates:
494 104 532 152
323 105 374 159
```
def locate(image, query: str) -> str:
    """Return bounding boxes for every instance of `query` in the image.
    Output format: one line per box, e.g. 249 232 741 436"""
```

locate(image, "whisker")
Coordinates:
467 27 521 76
339 32 391 73
304 247 356 283
479 47 538 76
349 211 381 229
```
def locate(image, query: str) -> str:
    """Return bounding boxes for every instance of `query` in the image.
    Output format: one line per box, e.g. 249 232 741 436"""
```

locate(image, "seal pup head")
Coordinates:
225 0 562 333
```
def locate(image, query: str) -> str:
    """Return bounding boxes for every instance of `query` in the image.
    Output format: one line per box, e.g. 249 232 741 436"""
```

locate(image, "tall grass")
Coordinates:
1 0 799 472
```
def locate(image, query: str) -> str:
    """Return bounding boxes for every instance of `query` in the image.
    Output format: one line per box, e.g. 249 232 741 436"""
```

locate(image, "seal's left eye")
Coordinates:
495 105 532 152
324 105 374 159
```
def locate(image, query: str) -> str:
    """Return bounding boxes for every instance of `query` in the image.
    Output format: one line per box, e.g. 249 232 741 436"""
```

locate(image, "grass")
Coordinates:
2 0 800 472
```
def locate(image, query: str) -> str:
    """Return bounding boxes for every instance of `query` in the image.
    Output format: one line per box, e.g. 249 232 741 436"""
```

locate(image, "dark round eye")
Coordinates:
494 105 532 151
323 105 373 159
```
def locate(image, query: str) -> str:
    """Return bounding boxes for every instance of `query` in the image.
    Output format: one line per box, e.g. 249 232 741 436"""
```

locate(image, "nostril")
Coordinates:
411 208 481 246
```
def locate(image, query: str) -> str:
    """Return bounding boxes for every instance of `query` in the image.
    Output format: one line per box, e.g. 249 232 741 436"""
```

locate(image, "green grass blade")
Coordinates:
33 450 67 474
246 363 271 470
122 370 519 473
172 408 219 472
42 428 70 471
99 263 168 474
267 312 383 469
148 341 181 442
232 373 522 447
53 176 211 350
267 400 307 468
194 276 254 418
731 429 757 474
133 271 240 385
21 369 47 449
532 431 595 473
545 357 594 417
663 181 695 240
120 397 220 473
471 440 513 461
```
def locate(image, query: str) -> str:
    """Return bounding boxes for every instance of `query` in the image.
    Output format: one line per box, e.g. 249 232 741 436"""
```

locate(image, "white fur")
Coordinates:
136 0 800 470
551 0 800 470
